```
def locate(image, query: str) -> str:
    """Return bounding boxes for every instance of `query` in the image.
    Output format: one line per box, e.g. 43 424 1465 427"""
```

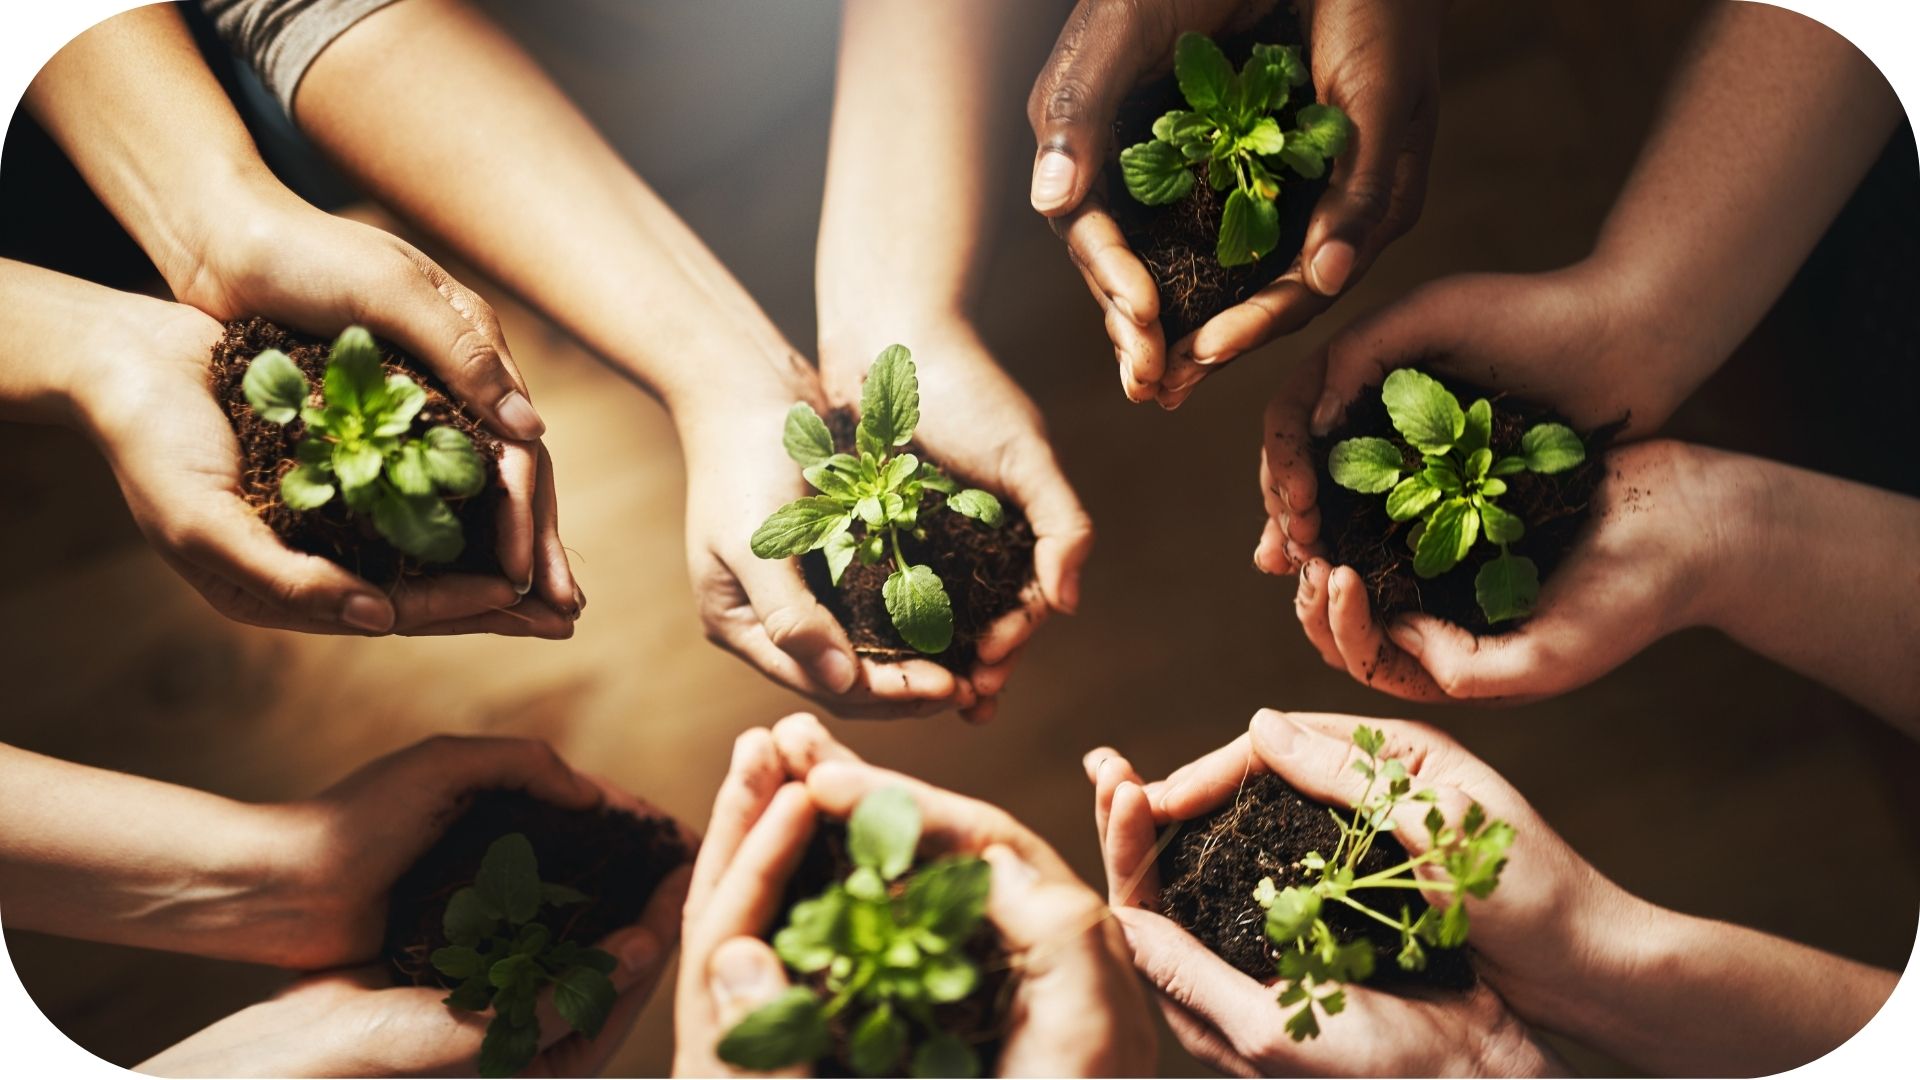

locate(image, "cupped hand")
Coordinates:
80 297 572 636
1029 0 1442 407
1085 709 1608 1075
819 323 1094 724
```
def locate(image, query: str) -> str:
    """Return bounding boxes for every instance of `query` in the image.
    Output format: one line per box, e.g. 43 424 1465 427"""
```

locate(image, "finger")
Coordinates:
699 783 816 949
370 246 546 442
730 556 861 695
1109 907 1303 1064
688 729 788 910
1311 284 1475 437
493 441 537 595
1246 709 1447 818
1027 6 1135 216
998 449 1094 619
1104 781 1161 909
1262 356 1326 545
1294 558 1345 669
1325 564 1443 699
355 733 599 814
1389 612 1554 702
1153 993 1261 1079
532 442 580 616
705 937 806 1078
1254 516 1296 576
974 591 1046 673
400 597 575 639
1086 749 1142 841
1059 202 1163 338
1111 304 1161 403
1144 733 1259 822
386 573 524 629
803 761 1075 882
768 712 861 777
169 499 397 633
968 649 1022 699
1180 278 1331 387
958 696 999 726
1298 85 1434 300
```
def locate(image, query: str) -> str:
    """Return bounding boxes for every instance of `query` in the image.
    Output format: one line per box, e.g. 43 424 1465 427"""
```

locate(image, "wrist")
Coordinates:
139 161 296 307
1676 445 1782 636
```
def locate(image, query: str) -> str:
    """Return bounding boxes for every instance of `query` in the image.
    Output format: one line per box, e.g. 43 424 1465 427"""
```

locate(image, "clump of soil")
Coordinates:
383 789 692 987
802 408 1035 674
1106 10 1326 346
777 823 1015 1076
1157 772 1473 990
209 317 505 584
1313 370 1618 631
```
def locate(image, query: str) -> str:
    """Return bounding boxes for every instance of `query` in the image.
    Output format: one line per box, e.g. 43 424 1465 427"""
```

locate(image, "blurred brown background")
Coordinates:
3 1 1916 1076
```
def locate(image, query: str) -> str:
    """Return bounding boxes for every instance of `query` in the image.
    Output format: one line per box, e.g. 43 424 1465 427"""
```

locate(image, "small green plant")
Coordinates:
1327 369 1586 623
1120 32 1352 266
243 326 486 563
717 787 995 1078
750 345 1004 655
429 833 619 1078
1254 726 1515 1041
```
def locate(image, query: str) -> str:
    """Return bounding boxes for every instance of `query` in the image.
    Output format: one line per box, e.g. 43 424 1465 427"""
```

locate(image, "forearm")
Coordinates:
1699 449 1920 728
0 260 121 426
293 0 808 415
1590 3 1899 365
0 744 305 961
815 0 1050 369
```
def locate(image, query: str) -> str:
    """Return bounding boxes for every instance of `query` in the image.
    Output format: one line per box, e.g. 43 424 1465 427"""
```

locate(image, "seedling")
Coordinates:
718 787 995 1078
429 833 619 1078
1327 369 1585 623
1120 32 1352 266
750 345 1004 654
1254 726 1514 1041
242 326 486 563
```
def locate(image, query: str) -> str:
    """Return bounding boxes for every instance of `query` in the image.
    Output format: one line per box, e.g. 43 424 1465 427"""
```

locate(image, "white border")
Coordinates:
0 0 1916 1076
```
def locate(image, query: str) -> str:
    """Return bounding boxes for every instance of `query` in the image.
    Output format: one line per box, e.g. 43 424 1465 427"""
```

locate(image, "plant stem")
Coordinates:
888 525 909 574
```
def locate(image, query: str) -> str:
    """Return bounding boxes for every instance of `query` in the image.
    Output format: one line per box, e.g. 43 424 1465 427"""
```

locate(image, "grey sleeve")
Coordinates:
199 0 403 113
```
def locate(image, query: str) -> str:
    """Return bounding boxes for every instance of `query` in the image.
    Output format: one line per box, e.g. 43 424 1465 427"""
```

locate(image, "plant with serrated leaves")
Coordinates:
1327 369 1586 623
1252 726 1514 1042
429 833 620 1079
243 326 486 563
718 787 995 1079
750 345 1004 655
1120 32 1352 267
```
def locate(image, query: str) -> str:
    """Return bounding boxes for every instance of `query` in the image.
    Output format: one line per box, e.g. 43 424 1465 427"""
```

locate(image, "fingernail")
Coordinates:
495 389 546 441
1193 350 1236 368
512 576 533 597
813 648 857 694
571 585 587 619
1296 566 1317 603
1310 394 1341 437
1390 622 1423 657
341 593 394 632
711 943 780 1004
1031 150 1076 213
1251 709 1304 756
1309 240 1356 296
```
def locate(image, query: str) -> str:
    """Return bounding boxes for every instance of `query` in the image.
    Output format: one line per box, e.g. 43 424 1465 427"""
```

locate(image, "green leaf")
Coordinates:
1465 447 1493 483
332 441 384 491
879 453 920 494
431 945 485 979
783 402 835 466
916 464 958 495
511 922 550 957
858 344 920 450
1241 117 1285 155
910 1033 980 1079
541 882 589 907
823 529 859 586
774 887 849 972
1328 437 1402 493
1385 474 1441 522
386 442 433 496
372 489 465 563
479 1015 540 1079
1490 455 1528 477
804 462 860 501
324 326 386 416
1291 103 1352 159
372 374 427 436
1173 32 1232 112
1381 369 1465 454
947 488 1004 527
922 953 978 1003
1460 398 1493 454
850 785 921 880
1519 423 1586 474
1264 886 1322 945
1479 501 1524 544
280 461 337 510
717 987 830 1072
903 856 991 940
477 833 542 925
751 497 855 559
242 349 308 424
850 1004 908 1078
423 425 487 497
444 974 492 1012
1217 186 1280 267
1412 498 1479 578
443 886 498 946
883 563 954 654
1475 553 1539 624
1120 139 1196 206
1153 109 1213 145
1284 1001 1322 1041
553 965 616 1039
1250 43 1307 96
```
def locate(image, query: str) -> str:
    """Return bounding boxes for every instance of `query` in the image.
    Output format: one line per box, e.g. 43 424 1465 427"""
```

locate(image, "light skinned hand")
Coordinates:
1029 0 1442 407
1084 710 1579 1076
819 323 1095 724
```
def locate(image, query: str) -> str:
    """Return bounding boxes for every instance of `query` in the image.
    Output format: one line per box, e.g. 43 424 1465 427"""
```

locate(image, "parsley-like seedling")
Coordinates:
429 833 619 1079
1255 726 1514 1041
717 787 995 1078
750 345 1004 655
1327 369 1586 623
1120 32 1352 266
242 326 486 563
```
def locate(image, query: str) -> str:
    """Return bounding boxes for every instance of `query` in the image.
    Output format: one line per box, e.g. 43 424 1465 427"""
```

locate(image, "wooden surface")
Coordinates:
3 1 1916 1076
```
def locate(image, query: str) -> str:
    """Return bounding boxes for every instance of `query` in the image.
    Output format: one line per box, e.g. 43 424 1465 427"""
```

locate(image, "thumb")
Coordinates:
1311 281 1475 437
999 445 1094 615
1388 613 1551 701
1298 82 1432 299
1027 4 1141 216
707 936 795 1029
734 556 860 694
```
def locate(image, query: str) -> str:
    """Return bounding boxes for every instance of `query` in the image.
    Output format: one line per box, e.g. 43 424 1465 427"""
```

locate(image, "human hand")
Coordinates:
1029 0 1442 407
77 295 572 636
819 322 1095 724
1085 709 1607 1075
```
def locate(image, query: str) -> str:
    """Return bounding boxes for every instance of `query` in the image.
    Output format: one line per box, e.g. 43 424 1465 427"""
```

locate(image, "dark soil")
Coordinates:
1106 9 1327 346
382 789 692 987
802 408 1035 674
1157 772 1473 990
1313 369 1617 632
209 317 505 584
778 822 1014 1077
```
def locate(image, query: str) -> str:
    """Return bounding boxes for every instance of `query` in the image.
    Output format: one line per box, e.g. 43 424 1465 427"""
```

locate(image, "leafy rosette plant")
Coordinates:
750 345 1004 655
429 833 620 1078
1120 32 1352 266
1328 369 1586 623
1255 726 1514 1041
718 787 996 1078
242 326 486 563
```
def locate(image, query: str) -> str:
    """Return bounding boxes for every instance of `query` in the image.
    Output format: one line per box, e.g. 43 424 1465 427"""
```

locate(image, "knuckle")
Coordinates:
759 605 812 651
